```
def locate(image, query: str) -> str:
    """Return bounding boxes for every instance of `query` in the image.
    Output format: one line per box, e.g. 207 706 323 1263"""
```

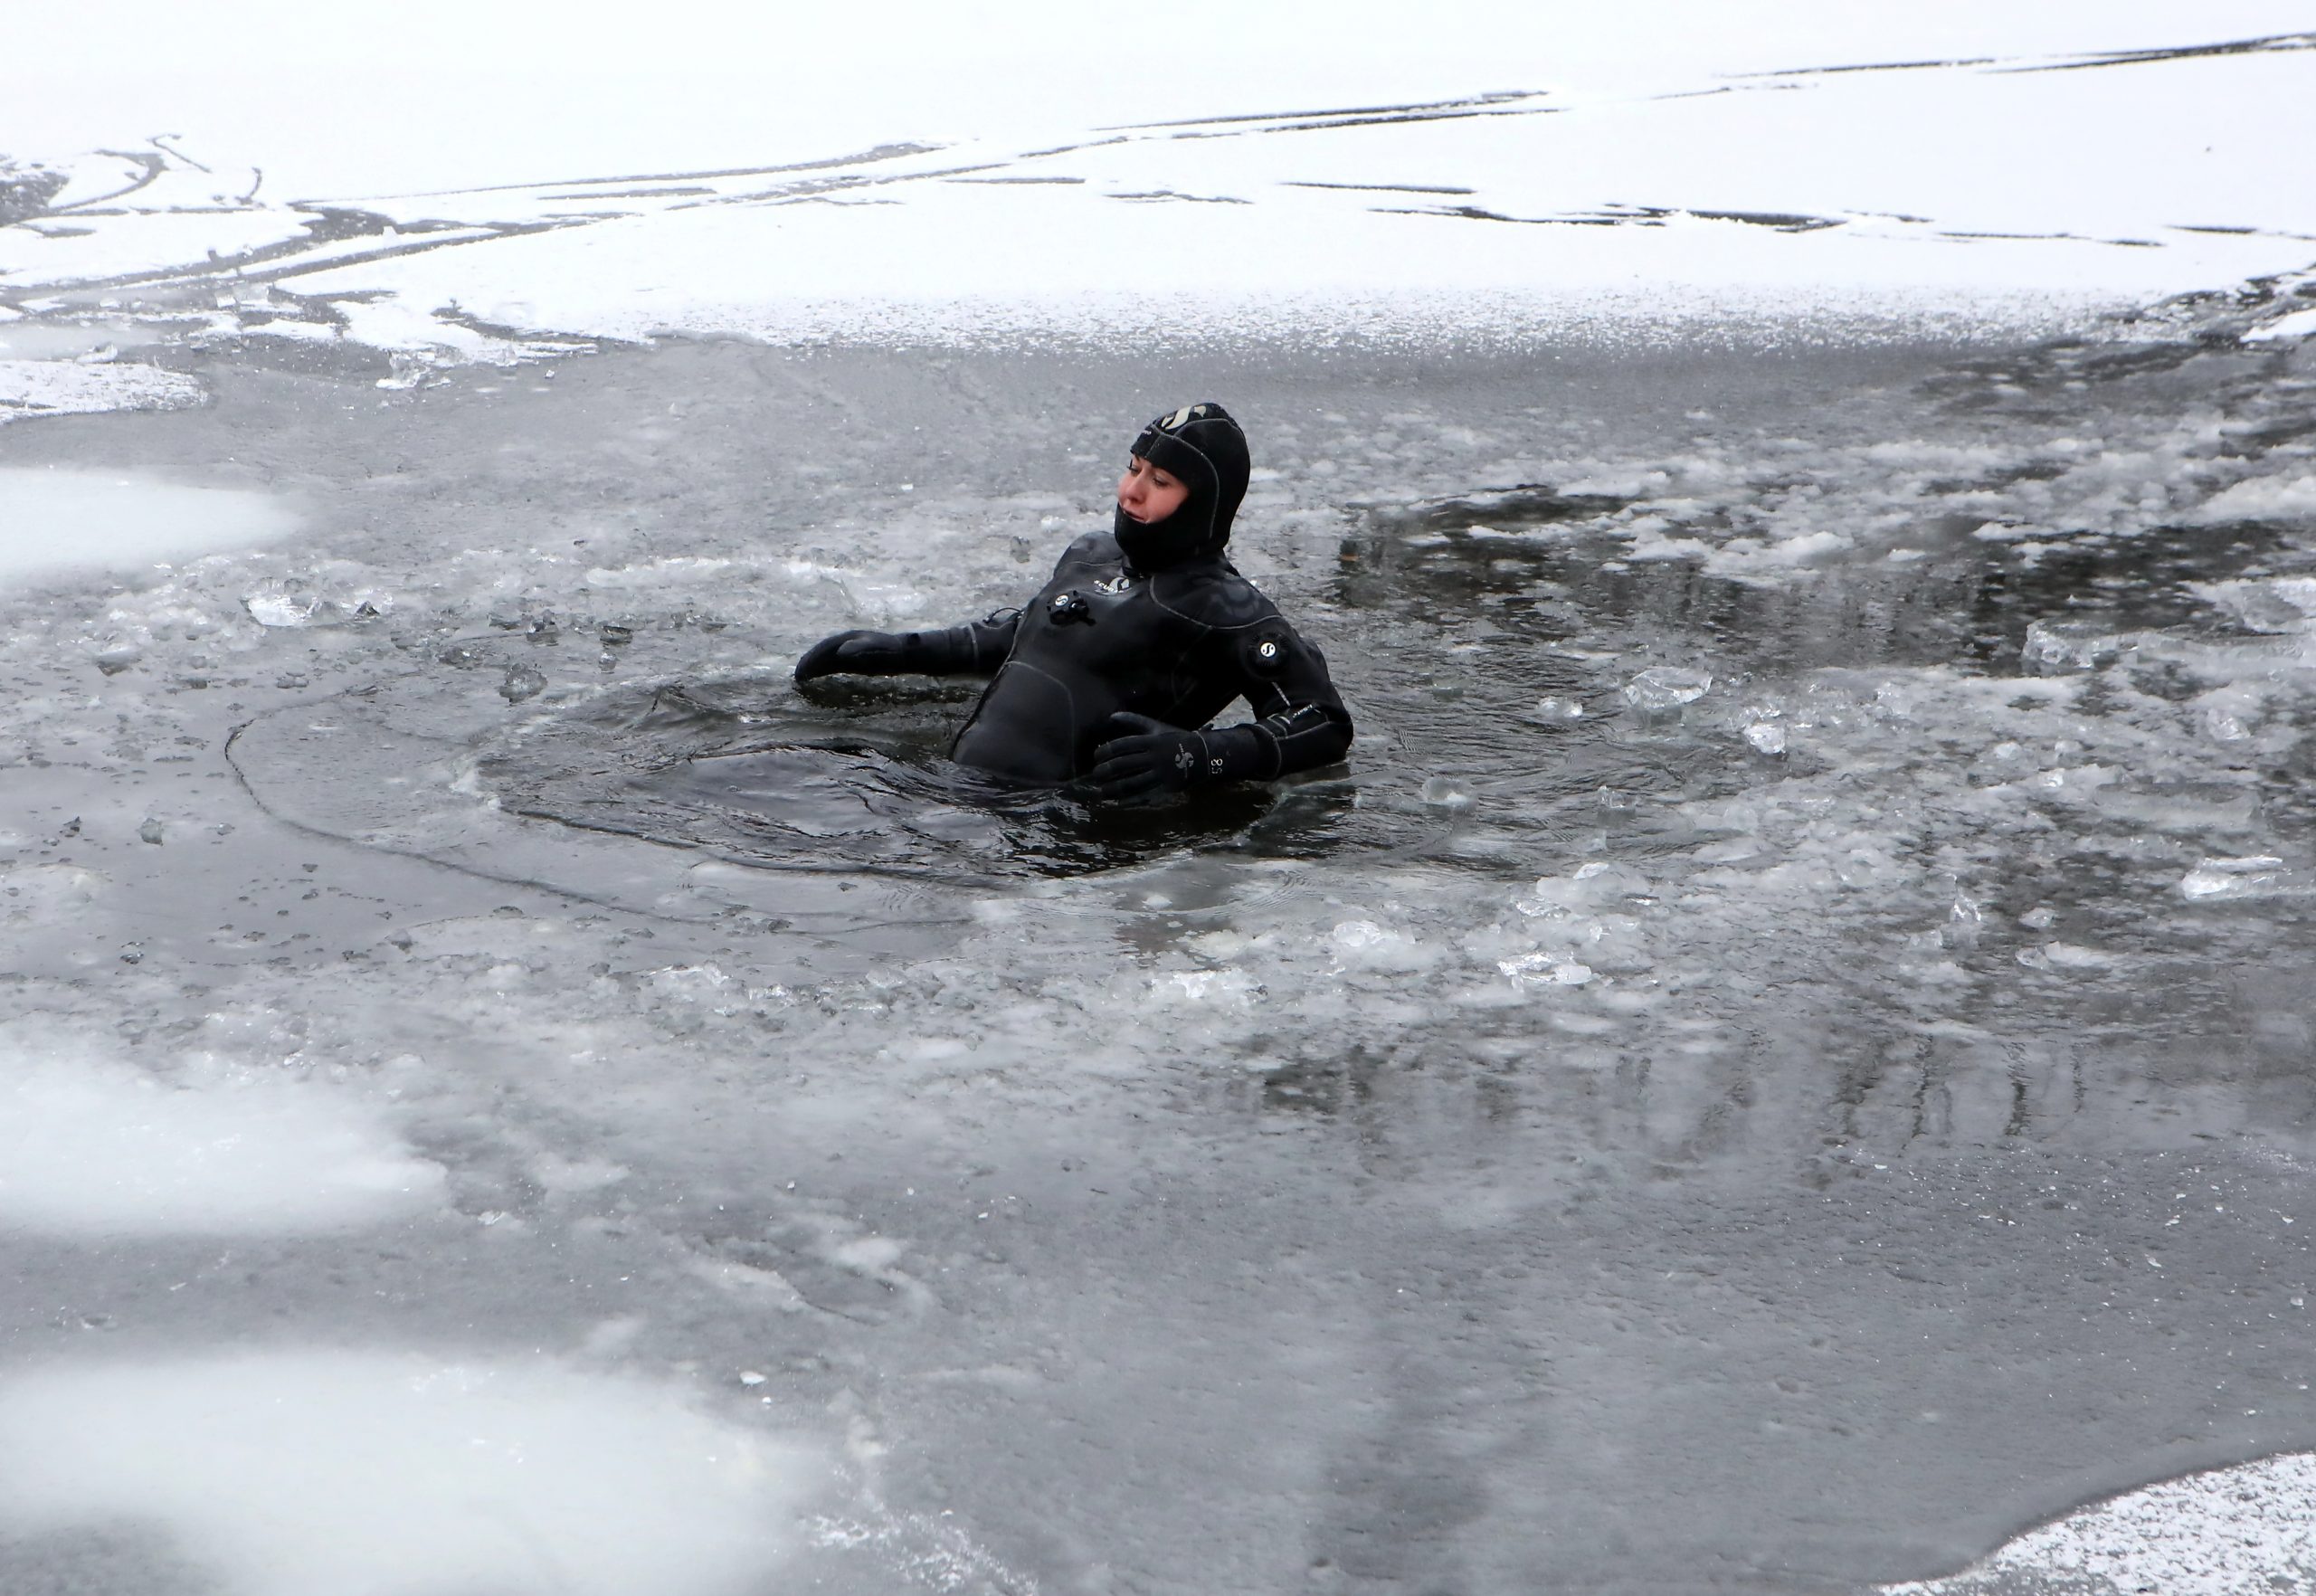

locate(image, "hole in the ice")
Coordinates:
0 468 298 587
479 672 1314 881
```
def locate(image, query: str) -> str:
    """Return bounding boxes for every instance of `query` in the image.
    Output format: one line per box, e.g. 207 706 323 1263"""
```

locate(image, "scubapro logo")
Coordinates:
1173 746 1195 774
1094 576 1134 596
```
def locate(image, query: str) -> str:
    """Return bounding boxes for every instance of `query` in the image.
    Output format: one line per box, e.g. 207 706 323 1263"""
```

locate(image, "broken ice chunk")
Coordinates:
2020 620 2132 673
2017 942 2120 971
1622 667 1713 710
2190 684 2259 743
1420 776 1476 809
2189 575 2316 634
2180 856 2288 900
242 579 326 628
1497 950 1595 988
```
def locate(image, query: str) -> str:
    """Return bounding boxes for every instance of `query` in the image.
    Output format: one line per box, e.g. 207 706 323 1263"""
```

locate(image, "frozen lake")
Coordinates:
1 308 2313 1591
6 5 2316 1591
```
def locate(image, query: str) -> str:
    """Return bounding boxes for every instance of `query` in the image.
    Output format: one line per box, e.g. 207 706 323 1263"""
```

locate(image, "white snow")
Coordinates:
0 359 204 421
0 468 299 585
5 3 2314 393
1878 1452 2316 1595
0 1352 823 1596
246 46 2316 347
0 1043 445 1236
2191 471 2316 524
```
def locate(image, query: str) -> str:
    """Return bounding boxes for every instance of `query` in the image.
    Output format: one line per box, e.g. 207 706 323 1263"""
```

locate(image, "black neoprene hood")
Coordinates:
1113 402 1252 572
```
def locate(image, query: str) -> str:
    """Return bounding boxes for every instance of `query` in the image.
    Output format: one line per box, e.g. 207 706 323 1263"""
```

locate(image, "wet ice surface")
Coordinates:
0 309 2313 1594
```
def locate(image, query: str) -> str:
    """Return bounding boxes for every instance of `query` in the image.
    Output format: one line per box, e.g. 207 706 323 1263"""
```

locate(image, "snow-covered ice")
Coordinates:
0 1040 444 1236
1878 1451 2316 1595
0 468 299 585
0 1353 821 1596
5 5 2316 402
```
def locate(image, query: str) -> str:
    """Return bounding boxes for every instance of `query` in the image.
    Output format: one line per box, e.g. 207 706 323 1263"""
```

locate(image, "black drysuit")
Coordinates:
794 403 1353 797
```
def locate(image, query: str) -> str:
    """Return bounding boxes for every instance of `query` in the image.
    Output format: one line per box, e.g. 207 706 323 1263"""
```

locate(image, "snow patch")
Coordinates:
0 1352 823 1596
0 359 204 422
1879 1452 2316 1596
0 1045 445 1237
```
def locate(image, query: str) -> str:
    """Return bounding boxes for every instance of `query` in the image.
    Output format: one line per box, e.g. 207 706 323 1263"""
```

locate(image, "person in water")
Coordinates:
794 402 1353 799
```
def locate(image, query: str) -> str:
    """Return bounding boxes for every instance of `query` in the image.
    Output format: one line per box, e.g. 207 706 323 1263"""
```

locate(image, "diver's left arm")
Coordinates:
1081 620 1353 798
1197 621 1354 782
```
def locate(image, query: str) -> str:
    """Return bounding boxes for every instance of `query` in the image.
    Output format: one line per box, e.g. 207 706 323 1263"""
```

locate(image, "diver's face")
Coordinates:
1116 455 1190 524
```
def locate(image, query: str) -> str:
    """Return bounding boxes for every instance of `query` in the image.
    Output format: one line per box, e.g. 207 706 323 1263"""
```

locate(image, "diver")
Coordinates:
794 403 1353 800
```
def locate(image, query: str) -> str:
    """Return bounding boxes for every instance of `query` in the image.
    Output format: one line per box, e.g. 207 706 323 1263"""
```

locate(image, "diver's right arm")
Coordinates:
793 610 1020 681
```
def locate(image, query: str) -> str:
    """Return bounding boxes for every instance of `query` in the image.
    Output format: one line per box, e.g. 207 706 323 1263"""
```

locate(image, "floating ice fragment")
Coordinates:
242 579 327 627
2189 575 2316 633
1328 919 1431 971
243 578 390 629
1420 776 1475 809
1743 721 1787 755
1531 697 1583 721
2180 856 2288 900
498 665 546 703
1518 860 1651 915
1165 968 1258 1006
2020 620 2132 673
90 641 141 675
2018 942 2119 972
137 819 163 845
1498 951 1595 988
1622 666 1712 710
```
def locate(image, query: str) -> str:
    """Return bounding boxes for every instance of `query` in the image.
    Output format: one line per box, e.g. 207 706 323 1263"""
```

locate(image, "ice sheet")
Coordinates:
0 467 298 584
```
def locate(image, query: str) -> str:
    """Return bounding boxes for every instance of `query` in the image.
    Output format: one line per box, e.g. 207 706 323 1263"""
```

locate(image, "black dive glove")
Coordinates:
1080 712 1210 800
794 630 911 680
